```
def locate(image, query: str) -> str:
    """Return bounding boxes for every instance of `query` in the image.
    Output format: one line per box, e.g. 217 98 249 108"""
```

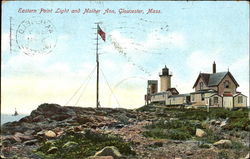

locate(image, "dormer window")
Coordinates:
200 82 204 90
224 80 230 88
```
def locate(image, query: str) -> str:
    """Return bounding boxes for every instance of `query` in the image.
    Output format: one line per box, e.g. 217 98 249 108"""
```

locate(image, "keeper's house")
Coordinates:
191 62 247 108
145 62 247 108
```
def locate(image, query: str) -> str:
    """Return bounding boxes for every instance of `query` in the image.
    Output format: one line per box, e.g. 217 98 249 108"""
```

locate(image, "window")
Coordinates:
238 96 243 103
224 80 230 88
201 94 205 101
200 82 204 90
191 95 195 102
214 97 218 104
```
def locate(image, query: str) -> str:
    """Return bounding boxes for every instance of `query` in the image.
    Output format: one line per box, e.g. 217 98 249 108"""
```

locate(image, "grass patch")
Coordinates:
176 109 208 121
136 105 156 112
142 128 168 139
36 130 135 159
223 117 249 131
198 143 211 149
143 120 198 140
175 107 248 120
218 150 229 159
164 107 249 131
231 141 245 150
140 106 248 146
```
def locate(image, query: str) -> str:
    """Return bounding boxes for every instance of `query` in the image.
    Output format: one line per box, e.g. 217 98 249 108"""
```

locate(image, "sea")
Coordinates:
1 114 28 125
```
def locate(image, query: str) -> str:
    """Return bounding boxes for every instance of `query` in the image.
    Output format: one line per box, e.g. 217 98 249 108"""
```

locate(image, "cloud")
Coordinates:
101 30 187 77
230 55 249 75
145 31 186 49
173 78 194 94
46 62 70 74
104 30 186 55
230 55 249 97
2 52 51 77
186 49 226 74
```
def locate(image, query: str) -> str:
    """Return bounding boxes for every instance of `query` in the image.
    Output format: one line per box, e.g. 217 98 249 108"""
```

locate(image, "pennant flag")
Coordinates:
97 25 105 41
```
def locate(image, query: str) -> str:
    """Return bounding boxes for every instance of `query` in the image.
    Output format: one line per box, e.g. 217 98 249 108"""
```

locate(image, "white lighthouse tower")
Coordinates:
159 65 172 92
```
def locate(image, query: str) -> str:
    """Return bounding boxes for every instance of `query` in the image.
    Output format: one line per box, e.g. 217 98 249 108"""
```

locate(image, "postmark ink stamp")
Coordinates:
16 16 57 56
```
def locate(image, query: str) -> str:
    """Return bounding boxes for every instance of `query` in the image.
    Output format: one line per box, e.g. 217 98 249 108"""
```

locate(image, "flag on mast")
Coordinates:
97 25 105 41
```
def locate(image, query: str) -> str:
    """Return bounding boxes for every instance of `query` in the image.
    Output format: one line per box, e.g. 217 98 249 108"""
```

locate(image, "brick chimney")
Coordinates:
213 61 216 73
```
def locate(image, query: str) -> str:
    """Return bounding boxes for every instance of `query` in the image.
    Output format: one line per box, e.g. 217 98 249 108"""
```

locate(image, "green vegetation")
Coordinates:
143 120 198 140
218 150 229 159
36 130 135 159
231 141 245 150
223 117 249 131
141 107 249 144
174 107 249 122
198 143 211 149
136 104 157 112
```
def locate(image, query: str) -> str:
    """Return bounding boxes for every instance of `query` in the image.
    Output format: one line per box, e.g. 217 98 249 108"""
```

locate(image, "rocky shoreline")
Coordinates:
1 103 249 159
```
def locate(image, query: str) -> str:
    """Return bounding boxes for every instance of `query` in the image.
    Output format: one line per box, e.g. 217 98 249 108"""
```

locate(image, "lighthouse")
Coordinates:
159 65 172 92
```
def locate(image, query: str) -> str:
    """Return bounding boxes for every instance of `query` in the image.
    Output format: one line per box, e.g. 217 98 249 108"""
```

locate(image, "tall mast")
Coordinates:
95 22 100 108
10 17 12 54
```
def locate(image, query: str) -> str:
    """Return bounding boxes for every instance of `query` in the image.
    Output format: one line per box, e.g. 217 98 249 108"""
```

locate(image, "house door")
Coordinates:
186 96 190 104
223 97 233 109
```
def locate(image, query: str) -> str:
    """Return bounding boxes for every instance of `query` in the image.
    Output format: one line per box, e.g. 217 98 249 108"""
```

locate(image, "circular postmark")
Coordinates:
16 16 57 56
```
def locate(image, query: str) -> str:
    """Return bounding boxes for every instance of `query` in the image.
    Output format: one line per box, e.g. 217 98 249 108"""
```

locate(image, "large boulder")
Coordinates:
45 130 56 138
1 104 76 135
36 103 64 114
94 146 122 159
31 103 75 120
213 139 232 148
195 129 206 137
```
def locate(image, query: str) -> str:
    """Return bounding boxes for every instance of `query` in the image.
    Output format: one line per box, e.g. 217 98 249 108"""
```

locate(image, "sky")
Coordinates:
1 1 249 114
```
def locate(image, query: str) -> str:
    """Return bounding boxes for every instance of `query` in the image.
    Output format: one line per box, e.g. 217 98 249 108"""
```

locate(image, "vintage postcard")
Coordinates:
1 1 249 159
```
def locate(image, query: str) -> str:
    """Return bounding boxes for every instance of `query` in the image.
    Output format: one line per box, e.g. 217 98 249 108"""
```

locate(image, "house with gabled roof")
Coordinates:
191 62 247 108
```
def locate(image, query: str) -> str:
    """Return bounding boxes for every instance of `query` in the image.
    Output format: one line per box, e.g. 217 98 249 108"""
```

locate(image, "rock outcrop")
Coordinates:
1 103 249 159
